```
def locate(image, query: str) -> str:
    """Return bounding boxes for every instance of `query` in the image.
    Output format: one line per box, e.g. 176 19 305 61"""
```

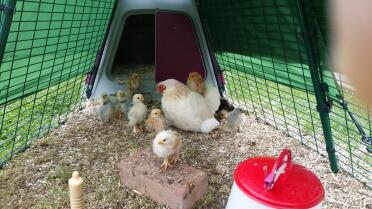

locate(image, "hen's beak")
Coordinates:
157 140 164 144
141 97 144 102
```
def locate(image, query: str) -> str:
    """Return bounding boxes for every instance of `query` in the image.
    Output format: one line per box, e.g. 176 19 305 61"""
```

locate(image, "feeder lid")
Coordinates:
234 150 324 209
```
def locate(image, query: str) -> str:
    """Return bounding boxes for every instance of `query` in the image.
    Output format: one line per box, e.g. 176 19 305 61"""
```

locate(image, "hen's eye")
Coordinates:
163 139 166 142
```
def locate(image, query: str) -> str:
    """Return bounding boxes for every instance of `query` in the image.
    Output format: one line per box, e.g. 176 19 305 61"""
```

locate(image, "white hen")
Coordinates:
157 79 220 133
128 94 147 133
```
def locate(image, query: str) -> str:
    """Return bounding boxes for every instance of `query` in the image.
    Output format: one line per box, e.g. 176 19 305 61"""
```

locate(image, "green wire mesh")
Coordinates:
0 0 370 186
198 0 371 184
0 0 116 167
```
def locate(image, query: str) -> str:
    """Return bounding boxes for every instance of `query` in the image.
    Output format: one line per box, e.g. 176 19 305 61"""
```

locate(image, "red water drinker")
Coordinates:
226 149 324 209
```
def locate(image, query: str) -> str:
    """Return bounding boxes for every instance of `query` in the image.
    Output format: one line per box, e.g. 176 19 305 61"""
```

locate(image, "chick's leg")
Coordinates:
137 124 144 133
114 112 120 119
160 157 172 172
133 125 139 133
169 153 179 165
122 112 127 121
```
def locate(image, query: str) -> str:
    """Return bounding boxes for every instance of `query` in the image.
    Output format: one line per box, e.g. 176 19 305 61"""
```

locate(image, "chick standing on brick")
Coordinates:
187 72 206 95
145 108 167 135
128 73 142 95
115 90 128 119
152 130 182 172
99 92 114 122
227 107 246 131
128 94 147 133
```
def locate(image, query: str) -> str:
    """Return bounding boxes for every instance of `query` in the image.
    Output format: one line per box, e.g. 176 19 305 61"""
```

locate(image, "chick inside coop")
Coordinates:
111 14 155 93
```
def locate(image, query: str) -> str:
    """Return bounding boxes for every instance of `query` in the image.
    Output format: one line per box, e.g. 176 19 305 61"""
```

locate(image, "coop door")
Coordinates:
155 11 205 83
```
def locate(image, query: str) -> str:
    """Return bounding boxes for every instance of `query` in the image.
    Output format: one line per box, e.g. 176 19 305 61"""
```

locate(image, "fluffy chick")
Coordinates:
152 130 182 172
187 71 206 95
128 73 142 95
187 72 220 113
115 90 129 119
227 107 246 131
99 92 114 122
128 94 147 133
145 108 167 135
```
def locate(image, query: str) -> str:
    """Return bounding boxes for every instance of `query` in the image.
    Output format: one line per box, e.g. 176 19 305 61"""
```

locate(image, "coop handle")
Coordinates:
264 149 292 192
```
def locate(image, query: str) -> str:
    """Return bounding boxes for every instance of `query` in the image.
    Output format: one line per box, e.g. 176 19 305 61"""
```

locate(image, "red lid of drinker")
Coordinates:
234 149 324 209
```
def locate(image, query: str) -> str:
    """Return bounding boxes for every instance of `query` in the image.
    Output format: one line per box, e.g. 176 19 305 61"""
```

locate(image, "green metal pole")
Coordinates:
296 0 339 173
0 0 17 65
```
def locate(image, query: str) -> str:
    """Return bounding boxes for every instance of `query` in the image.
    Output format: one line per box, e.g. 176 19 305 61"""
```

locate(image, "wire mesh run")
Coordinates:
198 0 371 184
0 0 116 167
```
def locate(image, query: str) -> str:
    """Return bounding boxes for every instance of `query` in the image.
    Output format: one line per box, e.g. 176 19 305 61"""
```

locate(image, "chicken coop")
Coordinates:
90 0 218 101
0 0 371 208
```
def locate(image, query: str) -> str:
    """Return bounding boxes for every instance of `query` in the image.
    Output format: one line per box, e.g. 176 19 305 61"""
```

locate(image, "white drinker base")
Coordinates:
226 182 322 209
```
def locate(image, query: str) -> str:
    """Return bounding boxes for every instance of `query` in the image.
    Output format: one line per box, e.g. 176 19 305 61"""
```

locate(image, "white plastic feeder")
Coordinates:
226 149 324 209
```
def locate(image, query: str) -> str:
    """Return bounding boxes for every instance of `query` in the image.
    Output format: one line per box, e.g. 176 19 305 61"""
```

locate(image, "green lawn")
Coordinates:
0 75 85 167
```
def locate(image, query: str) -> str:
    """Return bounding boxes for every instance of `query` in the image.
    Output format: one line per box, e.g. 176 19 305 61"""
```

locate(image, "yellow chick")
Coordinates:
128 73 142 95
128 94 147 133
115 90 128 119
186 72 221 114
152 130 182 171
145 108 167 135
187 72 206 95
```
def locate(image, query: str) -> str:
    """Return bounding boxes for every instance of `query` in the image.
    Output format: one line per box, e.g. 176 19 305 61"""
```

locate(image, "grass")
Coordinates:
0 75 85 167
223 69 371 184
0 102 369 208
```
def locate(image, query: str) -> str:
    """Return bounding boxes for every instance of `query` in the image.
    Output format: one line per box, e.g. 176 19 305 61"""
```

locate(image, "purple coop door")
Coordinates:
155 11 206 83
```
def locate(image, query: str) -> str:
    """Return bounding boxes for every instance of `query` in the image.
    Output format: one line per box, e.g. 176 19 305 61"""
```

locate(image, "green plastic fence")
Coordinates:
0 0 370 186
198 0 371 184
200 0 339 98
1 0 115 105
0 0 116 166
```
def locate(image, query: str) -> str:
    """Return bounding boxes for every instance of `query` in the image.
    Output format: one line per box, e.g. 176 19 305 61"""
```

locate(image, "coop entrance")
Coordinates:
111 14 155 83
111 11 205 86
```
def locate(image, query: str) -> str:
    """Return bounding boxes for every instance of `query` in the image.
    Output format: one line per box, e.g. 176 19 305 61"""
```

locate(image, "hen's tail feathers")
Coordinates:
201 117 220 133
204 84 221 113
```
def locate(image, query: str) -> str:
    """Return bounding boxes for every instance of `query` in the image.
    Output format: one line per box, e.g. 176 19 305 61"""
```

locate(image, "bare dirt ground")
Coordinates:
0 100 370 209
